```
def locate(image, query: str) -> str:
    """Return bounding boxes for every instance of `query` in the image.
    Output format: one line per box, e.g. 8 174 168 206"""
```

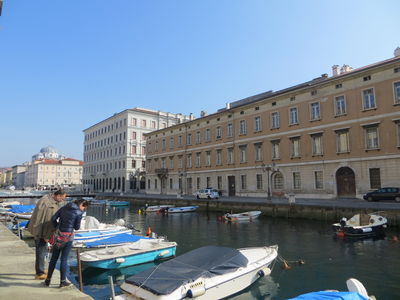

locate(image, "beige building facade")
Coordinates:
24 158 83 189
145 53 400 199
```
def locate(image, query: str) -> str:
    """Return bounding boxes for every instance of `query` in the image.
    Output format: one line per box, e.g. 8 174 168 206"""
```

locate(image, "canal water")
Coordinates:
63 203 400 300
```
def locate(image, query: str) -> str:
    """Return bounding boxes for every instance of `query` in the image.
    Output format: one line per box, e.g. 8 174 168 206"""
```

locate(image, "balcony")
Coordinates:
155 168 168 179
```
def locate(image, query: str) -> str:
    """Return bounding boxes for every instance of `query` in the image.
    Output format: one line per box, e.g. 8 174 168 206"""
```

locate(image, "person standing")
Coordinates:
27 189 67 280
45 199 89 288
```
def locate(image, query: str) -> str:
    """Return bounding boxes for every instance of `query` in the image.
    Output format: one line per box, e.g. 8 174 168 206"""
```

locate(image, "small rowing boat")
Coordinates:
167 206 199 213
223 210 262 222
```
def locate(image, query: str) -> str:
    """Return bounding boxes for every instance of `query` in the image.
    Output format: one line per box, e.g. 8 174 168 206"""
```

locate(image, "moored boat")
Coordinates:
289 278 375 300
223 210 262 222
80 238 177 269
116 244 278 300
167 206 199 213
108 201 130 207
145 205 174 213
332 213 387 238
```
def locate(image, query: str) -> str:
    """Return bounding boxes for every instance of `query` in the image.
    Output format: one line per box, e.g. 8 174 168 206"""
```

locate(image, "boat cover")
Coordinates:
125 246 248 295
289 291 368 300
9 205 35 213
84 233 148 248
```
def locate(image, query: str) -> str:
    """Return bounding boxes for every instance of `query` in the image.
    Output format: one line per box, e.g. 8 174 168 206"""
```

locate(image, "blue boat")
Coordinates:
73 229 132 247
108 201 130 207
167 206 199 213
80 238 177 269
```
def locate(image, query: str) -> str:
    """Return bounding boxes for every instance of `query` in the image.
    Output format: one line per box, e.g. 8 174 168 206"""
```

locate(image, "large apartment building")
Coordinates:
82 108 193 193
145 51 400 199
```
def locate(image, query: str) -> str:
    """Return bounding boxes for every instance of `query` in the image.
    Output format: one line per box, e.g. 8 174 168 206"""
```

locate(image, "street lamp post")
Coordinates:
261 163 276 200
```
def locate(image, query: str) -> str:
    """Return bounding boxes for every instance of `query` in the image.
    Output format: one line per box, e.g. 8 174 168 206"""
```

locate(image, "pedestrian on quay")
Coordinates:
44 198 89 288
27 189 67 280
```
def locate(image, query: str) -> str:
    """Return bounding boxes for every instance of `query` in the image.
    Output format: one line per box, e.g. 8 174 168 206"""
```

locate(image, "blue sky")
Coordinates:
0 0 399 166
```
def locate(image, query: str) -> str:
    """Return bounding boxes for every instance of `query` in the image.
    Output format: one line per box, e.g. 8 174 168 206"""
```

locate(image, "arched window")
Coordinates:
273 172 284 190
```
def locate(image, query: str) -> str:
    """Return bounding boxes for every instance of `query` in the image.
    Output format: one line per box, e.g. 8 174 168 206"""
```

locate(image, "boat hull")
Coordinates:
82 245 177 269
167 206 199 213
332 224 386 237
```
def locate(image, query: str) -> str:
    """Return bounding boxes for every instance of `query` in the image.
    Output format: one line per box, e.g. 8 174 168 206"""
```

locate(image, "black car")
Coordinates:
363 187 400 202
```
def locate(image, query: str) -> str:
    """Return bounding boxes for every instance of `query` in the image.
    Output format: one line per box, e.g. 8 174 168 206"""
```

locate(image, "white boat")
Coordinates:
80 238 177 269
289 278 376 300
332 213 387 238
223 210 262 222
145 205 174 213
116 245 278 300
77 216 128 233
167 206 199 213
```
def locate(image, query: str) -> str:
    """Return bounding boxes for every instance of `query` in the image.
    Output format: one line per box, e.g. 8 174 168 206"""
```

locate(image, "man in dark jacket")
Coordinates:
27 189 66 279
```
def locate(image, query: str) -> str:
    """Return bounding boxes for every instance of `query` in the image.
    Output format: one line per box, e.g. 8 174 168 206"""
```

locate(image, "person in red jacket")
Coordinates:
44 198 89 288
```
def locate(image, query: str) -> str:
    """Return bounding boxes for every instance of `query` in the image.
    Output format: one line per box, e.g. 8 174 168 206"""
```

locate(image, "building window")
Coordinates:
256 174 263 190
169 178 173 190
314 171 323 189
206 177 211 188
142 146 146 155
241 175 247 190
170 137 174 149
132 118 137 126
169 157 174 169
336 129 350 153
227 123 233 137
289 107 298 125
141 119 147 128
396 122 400 146
206 151 211 166
131 145 137 155
239 120 247 135
217 176 222 190
161 158 166 168
290 137 300 158
154 179 158 189
227 147 234 164
216 127 222 139
216 150 222 165
205 129 211 142
178 135 182 146
311 134 323 156
239 145 247 163
187 154 192 168
310 102 321 120
335 95 346 116
364 125 379 150
196 177 201 190
271 140 280 160
271 112 280 129
254 116 261 132
196 152 201 167
132 131 137 140
187 133 192 145
362 88 376 110
394 81 400 104
254 143 263 161
196 131 201 144
273 173 284 189
293 172 301 189
162 139 166 150
178 156 183 169
151 121 156 128
369 168 381 189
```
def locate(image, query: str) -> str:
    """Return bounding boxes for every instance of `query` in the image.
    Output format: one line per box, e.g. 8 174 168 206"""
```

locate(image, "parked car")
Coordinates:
363 187 400 202
195 188 219 199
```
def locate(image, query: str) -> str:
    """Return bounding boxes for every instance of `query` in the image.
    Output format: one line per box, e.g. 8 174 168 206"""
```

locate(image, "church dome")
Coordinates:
40 146 58 154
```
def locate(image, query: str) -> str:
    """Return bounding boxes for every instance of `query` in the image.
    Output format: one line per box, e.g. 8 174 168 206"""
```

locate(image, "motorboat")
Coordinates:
80 238 177 269
145 205 175 213
166 206 199 213
108 201 130 207
116 245 278 300
78 216 128 233
223 210 262 222
332 213 387 237
73 229 133 247
289 278 375 300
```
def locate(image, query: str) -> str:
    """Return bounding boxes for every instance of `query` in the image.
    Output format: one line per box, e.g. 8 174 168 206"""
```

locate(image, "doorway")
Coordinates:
228 176 236 196
336 167 356 197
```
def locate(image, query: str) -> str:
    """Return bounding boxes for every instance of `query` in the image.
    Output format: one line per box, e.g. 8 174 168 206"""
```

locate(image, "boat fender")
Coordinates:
257 267 271 277
115 258 125 264
282 261 291 270
186 286 206 298
158 250 169 257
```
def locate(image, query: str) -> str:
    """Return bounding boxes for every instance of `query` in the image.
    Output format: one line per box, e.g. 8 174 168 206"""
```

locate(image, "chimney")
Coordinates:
332 65 340 76
395 47 400 57
226 102 231 109
200 111 207 117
